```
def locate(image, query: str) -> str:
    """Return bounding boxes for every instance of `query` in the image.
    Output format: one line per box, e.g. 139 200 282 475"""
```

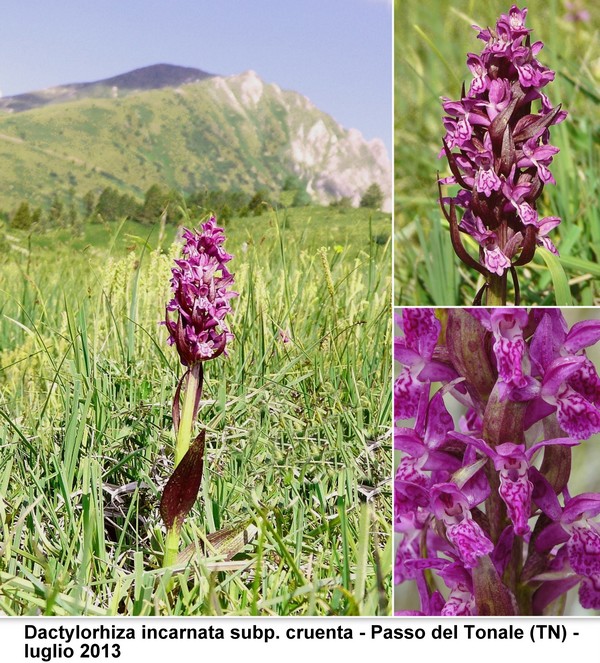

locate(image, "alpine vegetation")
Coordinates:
394 308 600 615
161 217 236 568
438 5 566 305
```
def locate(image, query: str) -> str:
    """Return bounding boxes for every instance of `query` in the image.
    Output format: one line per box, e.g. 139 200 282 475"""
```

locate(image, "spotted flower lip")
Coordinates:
165 217 237 366
438 5 566 304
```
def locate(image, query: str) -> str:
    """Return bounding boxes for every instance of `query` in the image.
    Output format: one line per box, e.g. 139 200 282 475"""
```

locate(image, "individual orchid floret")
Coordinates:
451 433 578 536
430 482 494 568
530 312 600 403
394 309 456 420
438 6 566 305
532 477 600 610
394 391 462 483
537 356 600 439
405 558 477 616
470 308 531 390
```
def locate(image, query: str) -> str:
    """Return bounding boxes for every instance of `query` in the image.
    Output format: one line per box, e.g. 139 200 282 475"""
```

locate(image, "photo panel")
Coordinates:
394 0 599 307
393 307 600 616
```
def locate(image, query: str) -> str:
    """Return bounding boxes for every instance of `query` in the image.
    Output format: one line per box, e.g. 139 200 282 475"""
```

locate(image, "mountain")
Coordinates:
0 64 215 113
0 65 391 212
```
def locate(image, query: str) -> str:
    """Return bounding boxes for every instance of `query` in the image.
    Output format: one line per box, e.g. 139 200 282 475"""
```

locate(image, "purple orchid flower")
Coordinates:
451 433 579 536
532 471 600 610
525 313 600 437
430 482 494 568
438 5 566 304
394 310 456 419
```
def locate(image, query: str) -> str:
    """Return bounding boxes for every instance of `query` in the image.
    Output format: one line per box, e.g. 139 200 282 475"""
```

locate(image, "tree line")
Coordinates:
3 180 384 232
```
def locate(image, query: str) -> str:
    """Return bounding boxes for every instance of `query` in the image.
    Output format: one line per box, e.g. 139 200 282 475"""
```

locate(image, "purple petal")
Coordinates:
394 428 426 455
562 493 600 524
526 437 579 460
402 308 441 358
541 355 586 402
530 467 563 522
555 386 600 439
568 358 600 406
424 392 455 448
579 576 600 610
483 246 511 275
446 518 494 568
530 312 563 373
564 320 600 354
567 524 600 577
418 359 459 384
524 397 555 430
393 340 422 367
449 431 495 458
535 522 570 552
532 576 581 614
499 473 532 536
491 526 515 576
442 589 476 616
394 368 423 420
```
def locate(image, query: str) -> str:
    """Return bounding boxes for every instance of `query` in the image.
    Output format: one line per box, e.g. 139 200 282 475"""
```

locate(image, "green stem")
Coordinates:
163 521 183 569
163 363 202 568
174 364 201 467
486 272 507 306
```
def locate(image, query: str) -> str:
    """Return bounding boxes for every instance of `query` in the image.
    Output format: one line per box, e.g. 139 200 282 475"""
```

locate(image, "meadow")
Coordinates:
395 0 600 305
0 205 392 616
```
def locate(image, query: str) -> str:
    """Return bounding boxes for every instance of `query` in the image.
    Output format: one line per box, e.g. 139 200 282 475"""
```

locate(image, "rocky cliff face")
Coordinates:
203 71 392 211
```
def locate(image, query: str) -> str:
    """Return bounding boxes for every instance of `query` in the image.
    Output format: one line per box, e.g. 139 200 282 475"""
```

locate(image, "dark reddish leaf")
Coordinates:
160 430 206 530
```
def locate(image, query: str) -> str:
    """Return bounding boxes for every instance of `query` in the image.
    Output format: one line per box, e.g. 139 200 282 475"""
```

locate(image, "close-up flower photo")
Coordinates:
395 0 599 305
393 307 600 615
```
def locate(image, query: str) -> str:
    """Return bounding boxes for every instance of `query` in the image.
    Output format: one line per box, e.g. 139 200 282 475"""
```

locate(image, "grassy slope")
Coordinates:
395 0 600 305
0 76 372 212
0 207 392 616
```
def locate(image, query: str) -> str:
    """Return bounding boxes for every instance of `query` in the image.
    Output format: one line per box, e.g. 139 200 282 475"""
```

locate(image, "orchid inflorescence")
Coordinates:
161 217 236 569
394 308 600 615
438 5 566 305
165 220 236 366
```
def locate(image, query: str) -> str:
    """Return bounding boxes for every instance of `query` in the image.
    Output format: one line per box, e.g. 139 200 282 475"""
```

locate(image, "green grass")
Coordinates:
0 207 392 616
395 0 600 305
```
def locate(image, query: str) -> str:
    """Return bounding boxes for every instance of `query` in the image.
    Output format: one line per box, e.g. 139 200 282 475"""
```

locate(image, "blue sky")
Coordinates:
0 0 392 156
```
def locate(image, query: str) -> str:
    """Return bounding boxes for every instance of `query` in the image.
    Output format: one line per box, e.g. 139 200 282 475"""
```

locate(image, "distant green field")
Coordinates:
18 205 390 256
0 207 392 616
